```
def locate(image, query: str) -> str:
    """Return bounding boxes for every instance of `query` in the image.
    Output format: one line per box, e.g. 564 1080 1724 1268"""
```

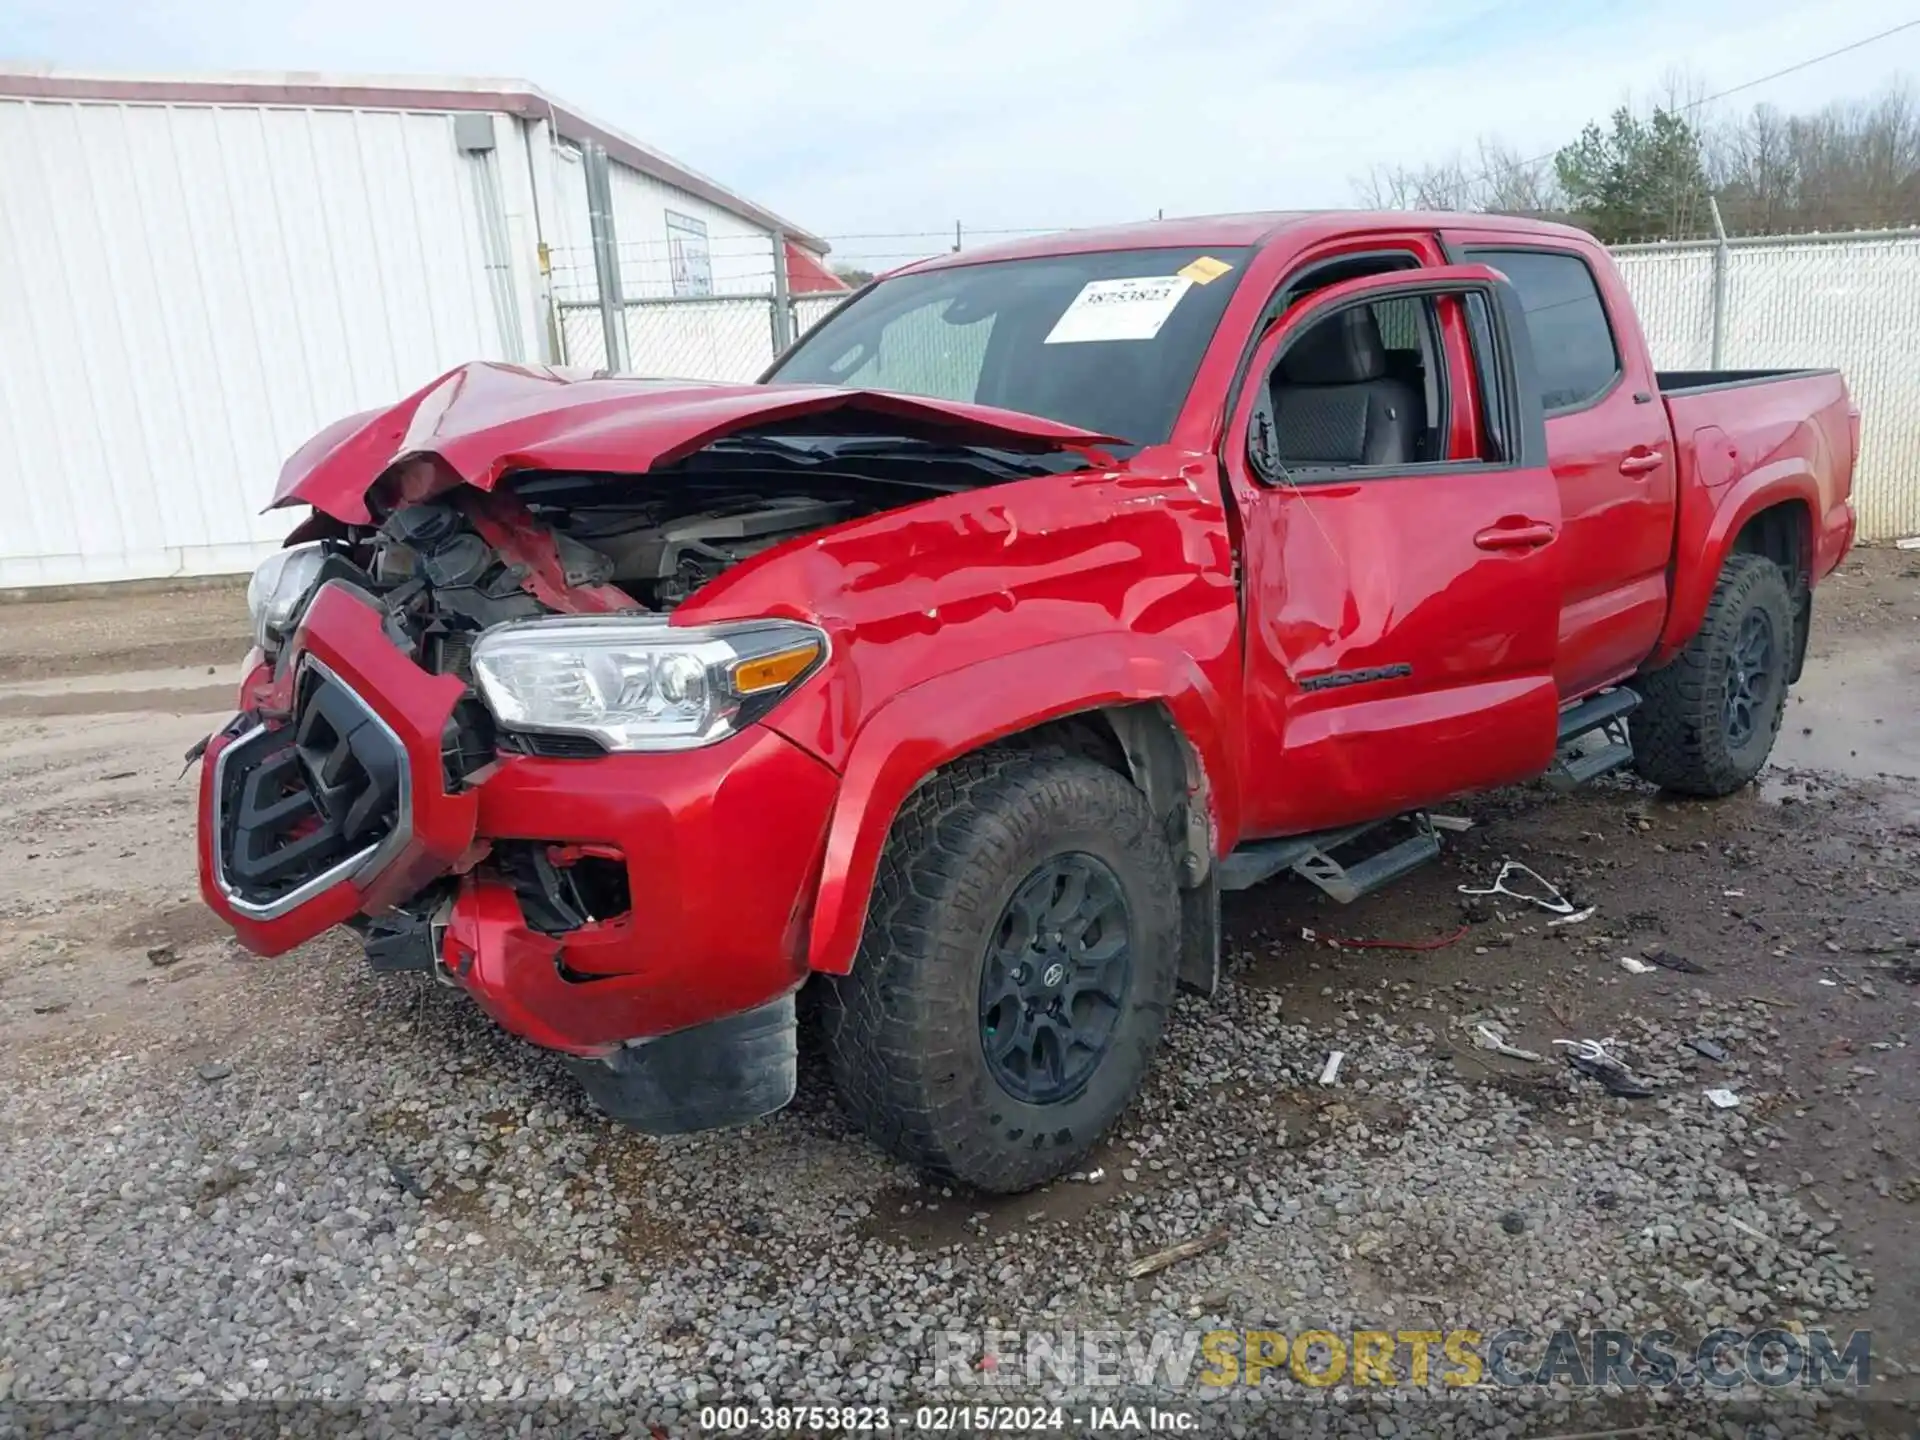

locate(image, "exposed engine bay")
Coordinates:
335 475 901 679
291 434 1071 683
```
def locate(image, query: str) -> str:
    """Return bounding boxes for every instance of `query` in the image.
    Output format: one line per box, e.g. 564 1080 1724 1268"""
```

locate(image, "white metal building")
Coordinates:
0 68 836 589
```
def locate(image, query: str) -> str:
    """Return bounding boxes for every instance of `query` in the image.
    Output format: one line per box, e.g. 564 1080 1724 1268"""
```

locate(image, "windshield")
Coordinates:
767 247 1251 446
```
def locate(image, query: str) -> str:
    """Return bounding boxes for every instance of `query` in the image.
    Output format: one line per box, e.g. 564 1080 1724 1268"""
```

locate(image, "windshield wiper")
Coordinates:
816 439 1067 478
703 435 838 464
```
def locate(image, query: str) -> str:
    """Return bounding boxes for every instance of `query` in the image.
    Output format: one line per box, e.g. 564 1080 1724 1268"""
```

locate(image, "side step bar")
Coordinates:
1547 687 1640 792
1220 814 1441 903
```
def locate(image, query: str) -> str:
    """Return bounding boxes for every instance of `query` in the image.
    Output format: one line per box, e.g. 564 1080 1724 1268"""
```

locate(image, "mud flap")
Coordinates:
1175 876 1221 998
563 992 799 1134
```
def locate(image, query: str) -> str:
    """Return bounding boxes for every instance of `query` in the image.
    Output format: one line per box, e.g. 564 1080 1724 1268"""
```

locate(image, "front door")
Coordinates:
1226 266 1566 837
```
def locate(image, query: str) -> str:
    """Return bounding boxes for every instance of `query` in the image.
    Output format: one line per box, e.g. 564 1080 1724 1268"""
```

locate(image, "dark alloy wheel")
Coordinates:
820 751 1181 1193
1633 552 1796 797
978 854 1133 1106
1723 610 1776 749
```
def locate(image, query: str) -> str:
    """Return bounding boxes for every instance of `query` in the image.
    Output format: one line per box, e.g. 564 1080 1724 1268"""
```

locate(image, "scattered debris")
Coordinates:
1474 1024 1545 1062
1643 946 1707 975
1084 1168 1106 1184
30 1001 69 1016
1819 978 1839 987
146 945 177 968
1705 1088 1741 1109
1318 1051 1346 1086
386 1161 429 1198
1723 888 1746 898
1428 814 1476 832
1547 905 1598 927
100 770 137 782
1499 1210 1527 1235
1300 927 1318 942
195 1062 233 1083
1618 956 1656 975
1123 1226 1230 1281
1686 1038 1730 1063
1896 535 1920 550
1726 1215 1771 1245
1555 1038 1653 1099
1459 861 1582 916
1329 923 1470 952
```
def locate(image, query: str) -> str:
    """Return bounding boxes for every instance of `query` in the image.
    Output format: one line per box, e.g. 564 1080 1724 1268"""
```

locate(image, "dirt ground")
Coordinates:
0 550 1915 1422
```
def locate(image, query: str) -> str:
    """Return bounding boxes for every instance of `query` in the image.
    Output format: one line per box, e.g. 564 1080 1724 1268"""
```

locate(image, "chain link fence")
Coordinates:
621 297 780 380
556 293 849 381
1615 230 1920 539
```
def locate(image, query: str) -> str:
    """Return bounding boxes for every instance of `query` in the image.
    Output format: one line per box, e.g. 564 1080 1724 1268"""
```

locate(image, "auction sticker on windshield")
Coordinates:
1044 275 1194 344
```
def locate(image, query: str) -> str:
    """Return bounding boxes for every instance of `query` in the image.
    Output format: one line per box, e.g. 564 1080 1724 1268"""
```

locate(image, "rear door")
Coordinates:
1225 266 1566 837
1441 232 1678 696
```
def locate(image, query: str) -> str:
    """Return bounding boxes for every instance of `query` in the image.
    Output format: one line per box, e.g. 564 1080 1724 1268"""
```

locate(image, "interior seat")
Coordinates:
1269 307 1422 466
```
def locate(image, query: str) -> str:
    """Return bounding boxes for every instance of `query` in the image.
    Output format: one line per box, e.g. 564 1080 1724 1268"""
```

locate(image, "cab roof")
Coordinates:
896 210 1599 274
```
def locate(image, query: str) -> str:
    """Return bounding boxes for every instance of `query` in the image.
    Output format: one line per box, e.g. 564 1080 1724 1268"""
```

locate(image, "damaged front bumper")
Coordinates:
198 580 839 1127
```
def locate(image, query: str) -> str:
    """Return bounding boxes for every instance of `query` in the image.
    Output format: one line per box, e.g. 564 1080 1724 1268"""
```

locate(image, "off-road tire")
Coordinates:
821 751 1180 1193
1633 553 1795 797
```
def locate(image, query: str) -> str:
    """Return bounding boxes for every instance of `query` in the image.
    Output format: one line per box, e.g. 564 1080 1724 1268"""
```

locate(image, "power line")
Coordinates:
1452 14 1920 191
1699 16 1920 107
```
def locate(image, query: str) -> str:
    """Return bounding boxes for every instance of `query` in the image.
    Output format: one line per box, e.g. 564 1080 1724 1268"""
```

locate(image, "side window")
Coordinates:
1467 248 1619 412
1261 296 1449 470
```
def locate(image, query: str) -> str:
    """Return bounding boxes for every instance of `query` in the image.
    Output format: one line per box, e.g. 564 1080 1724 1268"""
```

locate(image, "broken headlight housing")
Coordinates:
471 616 826 752
245 542 328 657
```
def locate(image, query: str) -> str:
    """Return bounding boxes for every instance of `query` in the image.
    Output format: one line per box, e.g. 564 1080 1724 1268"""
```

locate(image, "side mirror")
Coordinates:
1248 400 1282 484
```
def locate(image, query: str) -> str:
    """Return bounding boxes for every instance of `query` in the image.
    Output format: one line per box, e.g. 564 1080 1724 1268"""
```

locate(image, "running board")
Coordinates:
1219 814 1441 903
1556 686 1639 744
1547 687 1640 793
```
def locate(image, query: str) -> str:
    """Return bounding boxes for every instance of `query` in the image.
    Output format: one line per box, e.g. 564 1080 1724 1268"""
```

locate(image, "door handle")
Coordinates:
1619 449 1665 475
1474 521 1557 551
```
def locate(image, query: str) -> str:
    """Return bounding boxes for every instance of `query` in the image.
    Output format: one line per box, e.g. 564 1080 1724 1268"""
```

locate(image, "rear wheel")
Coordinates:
1633 553 1795 797
822 751 1179 1193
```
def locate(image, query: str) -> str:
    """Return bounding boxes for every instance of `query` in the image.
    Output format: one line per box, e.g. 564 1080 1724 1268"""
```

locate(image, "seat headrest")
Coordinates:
1280 307 1387 385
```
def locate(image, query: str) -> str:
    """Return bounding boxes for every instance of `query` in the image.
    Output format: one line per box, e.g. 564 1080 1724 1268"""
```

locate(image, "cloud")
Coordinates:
7 0 1919 264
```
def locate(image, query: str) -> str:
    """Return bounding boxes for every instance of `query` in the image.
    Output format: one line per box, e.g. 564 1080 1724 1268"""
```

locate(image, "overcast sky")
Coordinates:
8 0 1920 268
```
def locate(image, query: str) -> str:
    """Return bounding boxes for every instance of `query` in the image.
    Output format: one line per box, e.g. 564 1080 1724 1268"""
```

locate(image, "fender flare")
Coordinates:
1652 461 1817 669
802 635 1238 976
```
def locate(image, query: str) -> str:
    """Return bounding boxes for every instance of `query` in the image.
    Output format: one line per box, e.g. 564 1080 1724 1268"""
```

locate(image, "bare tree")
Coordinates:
1708 81 1920 233
1356 141 1557 214
1359 76 1920 238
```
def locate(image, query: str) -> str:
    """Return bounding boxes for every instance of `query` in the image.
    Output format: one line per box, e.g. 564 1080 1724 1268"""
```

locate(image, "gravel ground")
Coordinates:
0 550 1915 1437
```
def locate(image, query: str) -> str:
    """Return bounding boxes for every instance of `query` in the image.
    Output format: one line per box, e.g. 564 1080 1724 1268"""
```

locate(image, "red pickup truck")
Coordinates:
199 212 1855 1192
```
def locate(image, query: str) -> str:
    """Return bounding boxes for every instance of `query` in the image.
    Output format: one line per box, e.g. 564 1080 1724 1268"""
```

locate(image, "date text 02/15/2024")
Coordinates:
697 1404 1198 1432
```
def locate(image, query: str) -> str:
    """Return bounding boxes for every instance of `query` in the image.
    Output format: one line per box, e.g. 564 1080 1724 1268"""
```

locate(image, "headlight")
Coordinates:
471 617 826 752
246 543 328 654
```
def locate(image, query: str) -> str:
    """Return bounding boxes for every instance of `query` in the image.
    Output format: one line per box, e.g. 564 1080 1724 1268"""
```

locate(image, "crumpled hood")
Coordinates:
272 362 1120 525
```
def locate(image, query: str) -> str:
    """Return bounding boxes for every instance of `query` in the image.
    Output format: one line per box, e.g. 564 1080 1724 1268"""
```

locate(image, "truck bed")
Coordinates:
1656 367 1839 395
1655 365 1857 656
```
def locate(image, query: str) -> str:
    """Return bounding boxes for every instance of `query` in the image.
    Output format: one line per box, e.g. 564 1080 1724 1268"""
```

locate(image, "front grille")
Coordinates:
216 665 405 911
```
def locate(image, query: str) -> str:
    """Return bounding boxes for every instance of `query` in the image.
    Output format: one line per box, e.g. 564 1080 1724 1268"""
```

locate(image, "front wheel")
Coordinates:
822 751 1180 1193
1633 552 1796 797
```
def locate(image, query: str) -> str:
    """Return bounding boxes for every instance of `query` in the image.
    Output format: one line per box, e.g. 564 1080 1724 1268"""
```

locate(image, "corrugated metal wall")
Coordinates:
0 98 529 588
1616 232 1920 540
